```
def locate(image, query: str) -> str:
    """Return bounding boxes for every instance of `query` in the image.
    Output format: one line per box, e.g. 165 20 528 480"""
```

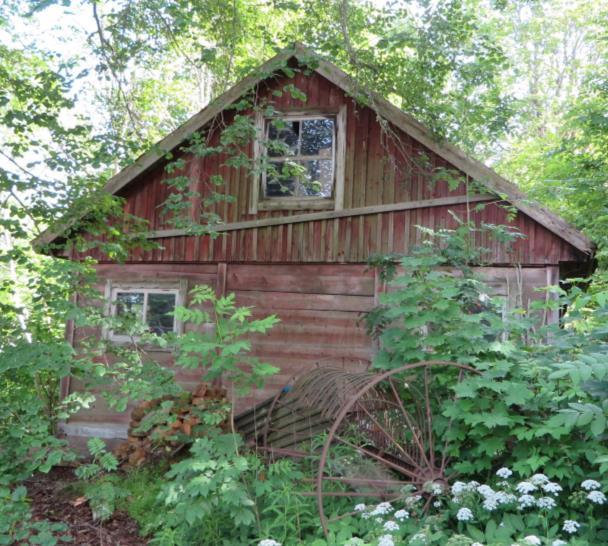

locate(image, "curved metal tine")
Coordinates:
356 401 422 469
333 435 421 481
387 377 433 470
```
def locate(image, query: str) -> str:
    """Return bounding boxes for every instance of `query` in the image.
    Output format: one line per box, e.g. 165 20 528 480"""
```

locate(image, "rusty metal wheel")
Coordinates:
315 360 478 533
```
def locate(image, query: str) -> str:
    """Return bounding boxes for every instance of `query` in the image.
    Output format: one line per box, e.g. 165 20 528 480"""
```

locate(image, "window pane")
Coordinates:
115 292 144 335
267 120 299 157
146 293 177 335
265 161 298 197
300 118 334 157
116 292 144 319
300 159 333 197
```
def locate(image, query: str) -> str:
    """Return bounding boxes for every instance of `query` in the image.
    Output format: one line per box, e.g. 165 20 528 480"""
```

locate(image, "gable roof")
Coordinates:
34 43 593 255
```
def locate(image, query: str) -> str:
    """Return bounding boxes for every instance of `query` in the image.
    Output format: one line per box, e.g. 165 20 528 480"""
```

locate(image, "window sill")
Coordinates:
257 199 335 211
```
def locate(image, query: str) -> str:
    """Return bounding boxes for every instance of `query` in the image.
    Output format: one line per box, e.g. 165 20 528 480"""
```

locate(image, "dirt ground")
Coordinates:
25 467 148 546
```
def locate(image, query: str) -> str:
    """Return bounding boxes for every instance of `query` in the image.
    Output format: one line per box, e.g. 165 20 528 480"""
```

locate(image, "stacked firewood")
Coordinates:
115 383 228 466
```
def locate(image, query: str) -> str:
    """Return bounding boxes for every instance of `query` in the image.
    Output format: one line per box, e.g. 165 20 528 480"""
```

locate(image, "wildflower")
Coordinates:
471 543 484 546
482 496 498 511
523 536 541 546
587 490 606 505
496 467 513 479
562 520 580 534
477 485 495 497
451 481 467 495
466 480 480 491
361 511 372 519
410 532 427 544
530 474 549 486
430 482 443 495
542 481 562 495
378 535 395 546
405 494 422 507
516 481 537 494
354 503 366 512
518 494 536 509
376 517 384 524
456 507 474 521
495 491 516 505
258 541 281 546
383 520 399 532
394 509 409 520
371 501 393 516
552 541 567 546
536 496 557 510
433 500 442 508
581 479 601 491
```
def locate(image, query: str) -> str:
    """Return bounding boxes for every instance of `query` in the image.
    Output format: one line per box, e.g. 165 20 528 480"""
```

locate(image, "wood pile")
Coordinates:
115 383 228 466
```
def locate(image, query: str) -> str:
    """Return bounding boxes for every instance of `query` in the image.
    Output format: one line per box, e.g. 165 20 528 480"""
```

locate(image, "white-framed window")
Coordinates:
105 281 186 343
249 106 346 213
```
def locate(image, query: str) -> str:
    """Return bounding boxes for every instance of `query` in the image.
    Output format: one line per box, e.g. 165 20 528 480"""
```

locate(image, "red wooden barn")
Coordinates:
37 44 593 444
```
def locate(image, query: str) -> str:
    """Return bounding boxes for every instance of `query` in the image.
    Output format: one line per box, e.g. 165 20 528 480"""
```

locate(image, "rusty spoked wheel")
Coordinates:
316 360 478 533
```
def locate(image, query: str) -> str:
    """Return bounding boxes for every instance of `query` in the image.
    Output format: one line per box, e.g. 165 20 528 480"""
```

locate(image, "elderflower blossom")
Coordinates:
496 467 513 479
477 485 495 497
542 482 562 495
451 481 467 495
536 497 557 510
405 494 422 507
378 535 395 546
394 509 409 521
430 482 443 495
433 500 442 508
587 490 607 505
516 481 537 494
536 496 556 510
482 496 499 512
456 507 474 521
552 541 567 546
581 479 601 491
530 474 549 486
518 494 536 509
371 502 393 516
523 536 541 545
495 491 516 505
354 503 366 512
563 520 580 534
383 520 399 532
258 540 282 546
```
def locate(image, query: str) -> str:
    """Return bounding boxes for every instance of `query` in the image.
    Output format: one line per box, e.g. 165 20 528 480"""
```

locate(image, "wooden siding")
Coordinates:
65 262 559 433
70 70 583 266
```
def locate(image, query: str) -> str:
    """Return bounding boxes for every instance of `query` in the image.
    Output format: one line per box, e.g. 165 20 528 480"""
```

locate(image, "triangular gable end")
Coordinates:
34 43 593 255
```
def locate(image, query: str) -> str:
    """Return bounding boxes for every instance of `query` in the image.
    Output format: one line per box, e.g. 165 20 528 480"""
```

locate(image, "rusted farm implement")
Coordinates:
235 359 477 532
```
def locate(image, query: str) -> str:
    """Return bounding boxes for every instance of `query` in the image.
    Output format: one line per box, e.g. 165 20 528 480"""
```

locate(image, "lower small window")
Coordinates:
109 286 180 341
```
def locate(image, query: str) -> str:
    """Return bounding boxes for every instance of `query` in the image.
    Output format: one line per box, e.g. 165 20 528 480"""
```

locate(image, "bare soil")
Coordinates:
25 467 148 546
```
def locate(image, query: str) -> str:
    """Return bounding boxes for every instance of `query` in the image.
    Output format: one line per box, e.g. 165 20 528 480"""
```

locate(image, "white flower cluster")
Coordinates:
394 509 409 521
562 519 580 534
258 540 281 546
377 535 395 546
581 479 601 491
456 507 474 521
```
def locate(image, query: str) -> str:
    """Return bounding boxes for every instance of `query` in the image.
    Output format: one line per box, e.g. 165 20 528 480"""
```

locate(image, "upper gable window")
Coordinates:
264 116 335 200
250 107 346 213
